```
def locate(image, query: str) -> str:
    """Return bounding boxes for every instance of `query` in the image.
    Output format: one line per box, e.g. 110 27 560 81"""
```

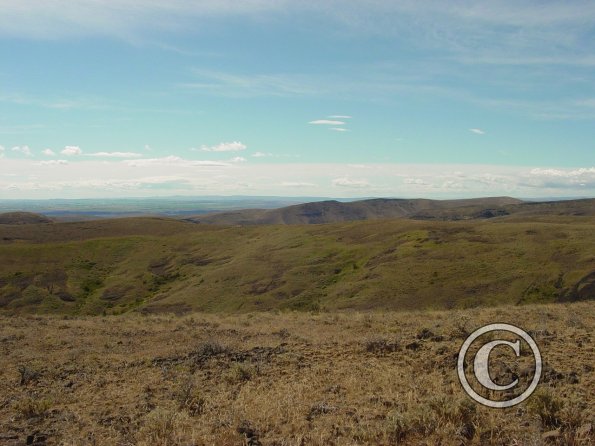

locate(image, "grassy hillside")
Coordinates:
0 215 593 315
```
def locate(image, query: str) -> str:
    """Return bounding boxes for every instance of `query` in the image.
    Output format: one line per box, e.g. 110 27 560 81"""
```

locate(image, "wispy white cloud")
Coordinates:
2 2 594 126
572 98 595 109
530 167 595 177
2 1 593 42
0 124 46 135
87 151 143 158
0 1 297 40
251 151 272 157
455 54 595 67
229 156 246 163
42 148 56 156
177 63 595 120
61 146 82 156
328 115 352 119
466 96 595 121
309 120 345 125
403 178 429 185
124 156 229 167
332 177 370 188
0 92 108 110
469 128 486 135
181 70 318 97
11 145 33 156
526 167 595 188
38 159 68 166
199 141 247 152
281 181 317 187
0 145 4 159
330 127 349 132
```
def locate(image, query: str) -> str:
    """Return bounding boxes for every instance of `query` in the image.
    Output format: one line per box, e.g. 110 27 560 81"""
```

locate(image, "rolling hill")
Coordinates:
0 211 593 315
0 212 53 225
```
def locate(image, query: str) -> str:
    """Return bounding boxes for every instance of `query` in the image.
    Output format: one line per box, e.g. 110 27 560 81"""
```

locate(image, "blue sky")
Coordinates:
0 1 594 198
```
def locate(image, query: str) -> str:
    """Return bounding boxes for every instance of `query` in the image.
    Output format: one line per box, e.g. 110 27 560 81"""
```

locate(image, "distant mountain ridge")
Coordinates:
184 197 595 225
183 196 530 225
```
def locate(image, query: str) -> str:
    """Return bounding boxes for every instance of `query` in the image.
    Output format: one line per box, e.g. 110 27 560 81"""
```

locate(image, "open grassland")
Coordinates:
0 216 594 315
0 302 593 445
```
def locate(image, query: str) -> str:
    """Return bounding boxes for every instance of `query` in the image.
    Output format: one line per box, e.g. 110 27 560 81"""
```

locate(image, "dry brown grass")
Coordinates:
0 302 593 445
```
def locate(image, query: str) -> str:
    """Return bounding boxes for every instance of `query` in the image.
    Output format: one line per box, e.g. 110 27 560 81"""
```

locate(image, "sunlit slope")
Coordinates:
0 216 593 314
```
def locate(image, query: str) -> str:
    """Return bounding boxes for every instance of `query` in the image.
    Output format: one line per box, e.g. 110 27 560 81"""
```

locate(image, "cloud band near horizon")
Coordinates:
1 158 593 199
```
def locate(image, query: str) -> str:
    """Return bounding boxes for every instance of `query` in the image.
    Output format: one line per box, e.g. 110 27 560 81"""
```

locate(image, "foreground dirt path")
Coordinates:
0 302 593 445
